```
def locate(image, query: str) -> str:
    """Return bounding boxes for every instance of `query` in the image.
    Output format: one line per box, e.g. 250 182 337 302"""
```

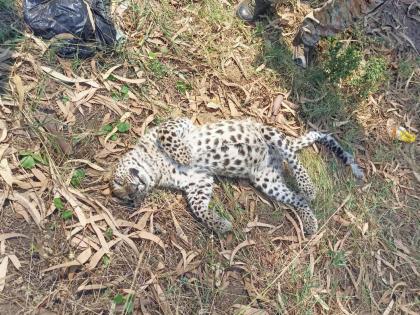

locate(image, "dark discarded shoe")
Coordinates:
236 0 271 22
293 44 307 68
292 28 317 69
292 44 317 69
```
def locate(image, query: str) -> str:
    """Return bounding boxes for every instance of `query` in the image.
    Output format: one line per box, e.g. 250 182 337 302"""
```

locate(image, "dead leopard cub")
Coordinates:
111 118 364 235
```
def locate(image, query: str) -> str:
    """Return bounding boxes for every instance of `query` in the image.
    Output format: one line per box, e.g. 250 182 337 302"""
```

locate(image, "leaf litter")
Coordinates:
0 0 419 314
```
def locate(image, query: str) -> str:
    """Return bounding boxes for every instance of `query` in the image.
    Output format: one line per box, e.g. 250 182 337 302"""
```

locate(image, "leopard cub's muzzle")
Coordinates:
110 163 149 206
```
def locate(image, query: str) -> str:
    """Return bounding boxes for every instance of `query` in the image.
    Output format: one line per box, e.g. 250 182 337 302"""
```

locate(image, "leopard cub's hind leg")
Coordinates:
260 126 316 201
157 118 194 165
251 164 318 235
178 171 232 234
291 157 317 202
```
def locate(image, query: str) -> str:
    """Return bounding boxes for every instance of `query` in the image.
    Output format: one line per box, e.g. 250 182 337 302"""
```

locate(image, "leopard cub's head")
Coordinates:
110 154 152 206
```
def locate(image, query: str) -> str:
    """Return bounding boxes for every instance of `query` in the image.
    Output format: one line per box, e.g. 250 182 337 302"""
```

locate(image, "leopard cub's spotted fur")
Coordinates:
111 118 364 235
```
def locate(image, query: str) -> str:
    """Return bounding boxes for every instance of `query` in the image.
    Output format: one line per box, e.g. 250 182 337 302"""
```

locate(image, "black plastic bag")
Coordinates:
24 0 117 58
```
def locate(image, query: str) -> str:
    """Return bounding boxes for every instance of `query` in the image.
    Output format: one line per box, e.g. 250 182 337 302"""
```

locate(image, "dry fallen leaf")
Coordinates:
0 144 9 160
112 74 146 84
140 112 156 135
133 211 152 230
41 66 100 88
91 222 110 253
232 304 269 315
0 256 9 292
0 119 7 142
7 254 21 270
243 219 275 233
171 240 187 270
207 102 221 110
77 283 109 292
313 292 330 311
171 211 188 243
35 110 73 155
58 187 88 227
88 239 121 270
0 233 29 242
12 75 24 109
229 239 256 265
9 192 43 227
382 297 395 315
394 239 410 254
102 64 123 80
42 248 92 273
131 231 165 250
272 94 284 116
0 158 14 187
152 275 173 315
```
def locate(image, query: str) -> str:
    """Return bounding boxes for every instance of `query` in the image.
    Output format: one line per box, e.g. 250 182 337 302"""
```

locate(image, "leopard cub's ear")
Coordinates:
129 168 139 177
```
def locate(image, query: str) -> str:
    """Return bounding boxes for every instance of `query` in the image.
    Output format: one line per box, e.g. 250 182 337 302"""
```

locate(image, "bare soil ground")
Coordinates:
0 0 419 314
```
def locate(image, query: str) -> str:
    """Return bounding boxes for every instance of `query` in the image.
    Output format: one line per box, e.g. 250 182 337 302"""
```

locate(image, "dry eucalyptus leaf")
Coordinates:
41 66 100 88
10 192 43 227
0 256 9 292
229 240 256 266
0 158 14 186
0 119 7 142
42 248 92 273
12 75 24 109
112 74 146 84
131 231 165 250
88 239 121 270
0 233 29 242
102 64 123 80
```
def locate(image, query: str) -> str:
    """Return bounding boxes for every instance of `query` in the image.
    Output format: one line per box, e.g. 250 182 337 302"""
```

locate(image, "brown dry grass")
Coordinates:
0 0 419 314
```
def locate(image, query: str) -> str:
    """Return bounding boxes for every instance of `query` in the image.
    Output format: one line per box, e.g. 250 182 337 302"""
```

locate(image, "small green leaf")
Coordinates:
148 52 157 60
120 85 129 95
71 169 86 187
20 155 36 169
31 152 47 165
105 227 113 240
111 92 119 101
54 197 64 210
19 151 32 157
102 254 111 267
175 81 192 94
62 95 70 104
113 294 125 305
107 74 117 81
102 124 113 133
110 134 118 141
117 121 130 133
61 210 73 220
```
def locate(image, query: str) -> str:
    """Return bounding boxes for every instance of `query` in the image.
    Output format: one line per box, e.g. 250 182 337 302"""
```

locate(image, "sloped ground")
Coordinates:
0 0 419 314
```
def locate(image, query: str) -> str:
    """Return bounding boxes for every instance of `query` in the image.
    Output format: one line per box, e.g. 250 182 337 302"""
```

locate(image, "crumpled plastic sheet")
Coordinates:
24 0 117 58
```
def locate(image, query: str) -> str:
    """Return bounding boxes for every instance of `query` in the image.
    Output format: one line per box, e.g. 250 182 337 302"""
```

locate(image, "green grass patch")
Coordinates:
263 35 390 125
298 149 336 220
53 197 74 220
112 84 130 101
175 80 192 95
19 151 48 169
0 0 21 44
71 169 86 187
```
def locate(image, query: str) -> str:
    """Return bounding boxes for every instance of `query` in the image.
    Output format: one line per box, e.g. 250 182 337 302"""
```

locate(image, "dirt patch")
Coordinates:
366 0 420 52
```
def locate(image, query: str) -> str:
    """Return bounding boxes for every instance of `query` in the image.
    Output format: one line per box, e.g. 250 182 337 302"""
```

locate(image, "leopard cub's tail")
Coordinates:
290 131 365 179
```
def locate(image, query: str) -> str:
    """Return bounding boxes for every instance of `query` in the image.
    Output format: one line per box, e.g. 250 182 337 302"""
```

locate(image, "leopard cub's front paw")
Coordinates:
214 219 233 235
303 217 318 236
